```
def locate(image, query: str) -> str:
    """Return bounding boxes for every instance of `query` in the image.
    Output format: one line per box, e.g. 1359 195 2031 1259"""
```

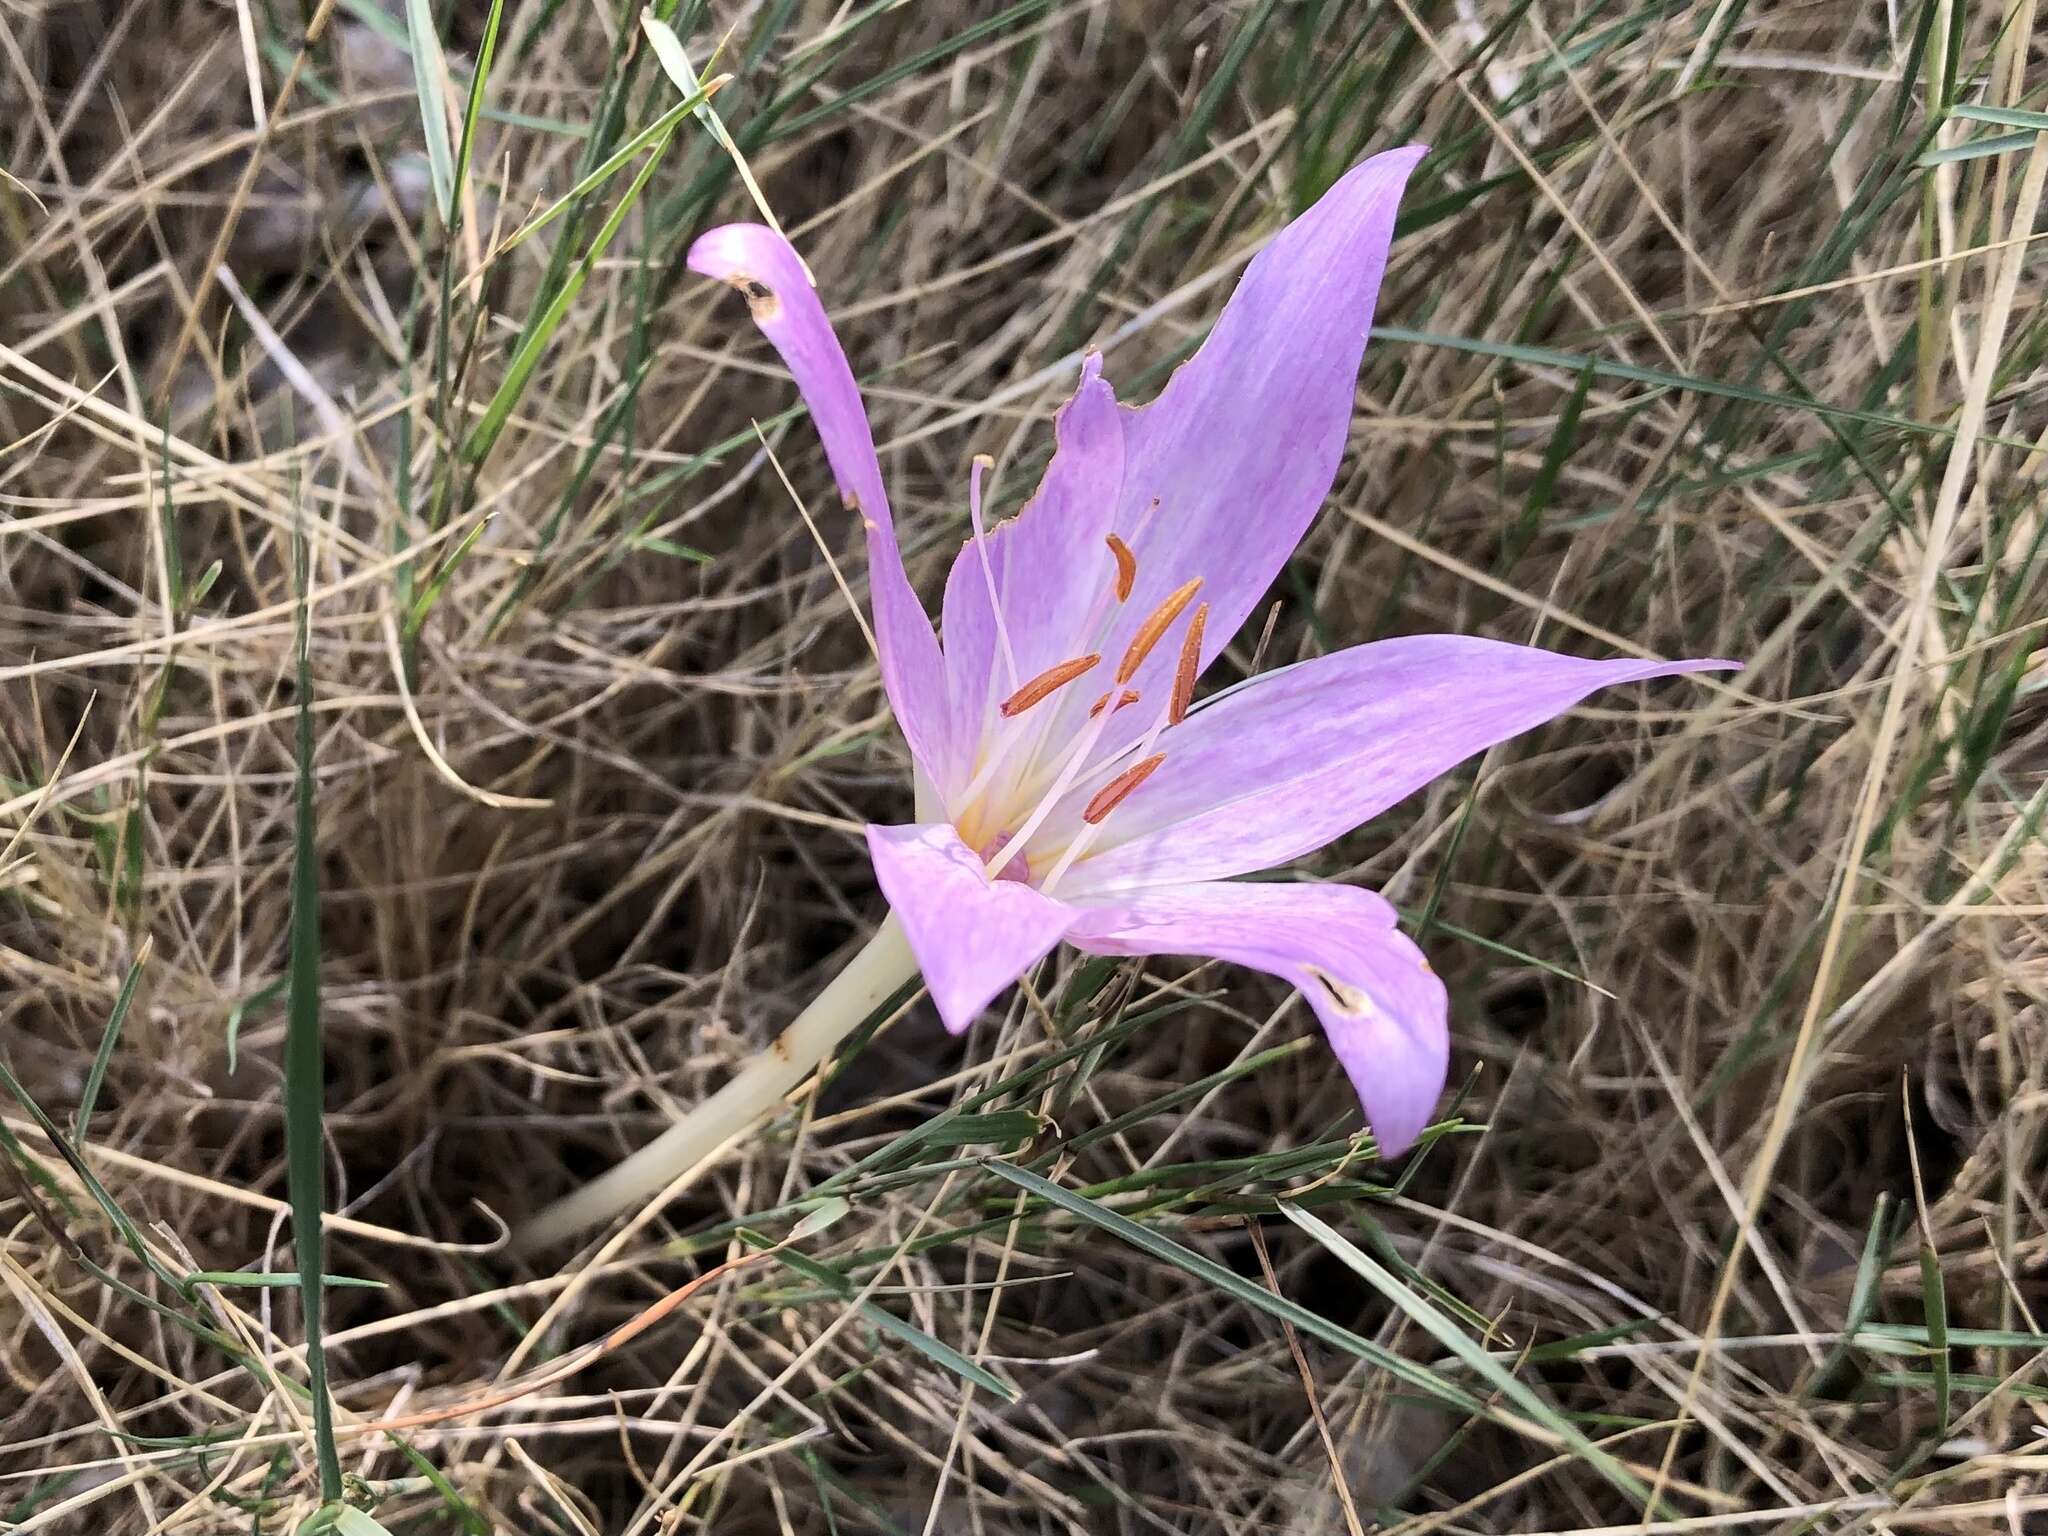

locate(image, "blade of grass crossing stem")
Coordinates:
1279 1202 1651 1507
404 515 492 638
748 1241 1019 1401
72 940 148 1143
978 1161 1501 1412
463 111 693 466
288 514 343 1502
494 92 705 258
402 0 456 221
640 12 786 241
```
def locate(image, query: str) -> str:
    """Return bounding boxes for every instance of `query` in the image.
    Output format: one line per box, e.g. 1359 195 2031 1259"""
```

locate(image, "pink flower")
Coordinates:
687 148 1733 1155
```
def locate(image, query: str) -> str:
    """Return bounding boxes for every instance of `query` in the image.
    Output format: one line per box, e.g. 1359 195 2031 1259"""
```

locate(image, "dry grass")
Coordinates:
2 0 2047 1530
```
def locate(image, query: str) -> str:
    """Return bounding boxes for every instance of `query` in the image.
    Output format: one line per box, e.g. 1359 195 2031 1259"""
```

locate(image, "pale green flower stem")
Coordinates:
514 916 918 1252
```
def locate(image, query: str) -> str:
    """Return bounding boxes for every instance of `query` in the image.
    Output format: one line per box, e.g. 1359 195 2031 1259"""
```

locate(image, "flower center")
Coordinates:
954 518 1212 893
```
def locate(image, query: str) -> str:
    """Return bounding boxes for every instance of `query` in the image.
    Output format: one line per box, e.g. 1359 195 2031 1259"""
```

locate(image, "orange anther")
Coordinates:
1087 689 1142 718
1105 534 1138 602
1000 654 1100 718
1082 753 1167 824
1115 577 1203 685
1170 602 1208 725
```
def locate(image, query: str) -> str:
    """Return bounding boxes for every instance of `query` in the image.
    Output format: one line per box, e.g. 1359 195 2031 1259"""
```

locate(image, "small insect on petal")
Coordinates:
1105 534 1138 602
1116 578 1203 685
1000 654 1100 717
1170 602 1208 725
1082 752 1167 824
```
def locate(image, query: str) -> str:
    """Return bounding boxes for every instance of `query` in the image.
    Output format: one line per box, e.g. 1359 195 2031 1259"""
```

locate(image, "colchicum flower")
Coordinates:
519 147 1733 1249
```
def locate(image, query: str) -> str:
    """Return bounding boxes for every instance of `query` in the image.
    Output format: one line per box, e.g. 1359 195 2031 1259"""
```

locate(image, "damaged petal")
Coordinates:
1308 966 1372 1015
727 274 781 321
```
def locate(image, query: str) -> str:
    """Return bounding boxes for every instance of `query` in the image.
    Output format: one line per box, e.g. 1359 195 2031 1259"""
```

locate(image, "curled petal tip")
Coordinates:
685 222 805 291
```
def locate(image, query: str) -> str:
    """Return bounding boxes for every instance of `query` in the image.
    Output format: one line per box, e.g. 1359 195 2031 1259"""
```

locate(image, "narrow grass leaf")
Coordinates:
755 1243 1019 1401
73 940 148 1143
404 515 492 636
464 110 695 465
1951 102 2048 130
288 516 344 1502
494 91 707 259
453 0 507 202
1371 324 2011 442
224 976 285 1075
1919 1242 1950 1432
402 0 457 220
1918 130 2038 166
638 11 783 239
1807 1191 1893 1398
980 1161 1499 1418
1280 1202 1650 1506
185 1271 387 1290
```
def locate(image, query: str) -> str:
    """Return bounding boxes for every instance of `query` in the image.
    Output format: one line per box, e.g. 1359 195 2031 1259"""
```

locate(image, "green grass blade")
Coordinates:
453 0 507 204
403 514 492 637
73 942 148 1144
463 107 697 466
980 1160 1495 1416
1280 1202 1650 1508
1370 324 2021 444
754 1243 1019 1401
402 0 457 221
288 515 344 1502
1951 102 2048 130
185 1271 387 1290
1919 1242 1950 1433
1918 130 2038 166
493 90 710 260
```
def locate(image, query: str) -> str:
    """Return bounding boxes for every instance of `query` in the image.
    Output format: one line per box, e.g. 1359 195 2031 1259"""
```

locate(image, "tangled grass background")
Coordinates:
1 0 2045 1530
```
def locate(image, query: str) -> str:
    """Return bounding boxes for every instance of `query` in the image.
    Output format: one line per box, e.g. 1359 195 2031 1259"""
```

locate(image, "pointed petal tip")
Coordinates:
1644 655 1744 678
1341 142 1430 196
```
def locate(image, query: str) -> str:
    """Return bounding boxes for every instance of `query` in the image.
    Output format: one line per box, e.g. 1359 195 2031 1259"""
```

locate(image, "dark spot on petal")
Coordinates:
1308 967 1369 1015
726 273 780 321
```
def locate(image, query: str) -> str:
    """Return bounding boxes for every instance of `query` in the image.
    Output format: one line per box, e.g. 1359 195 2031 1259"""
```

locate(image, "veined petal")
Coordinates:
867 822 1076 1034
938 355 1125 802
1051 637 1737 892
1068 881 1448 1154
688 225 950 780
1031 146 1427 766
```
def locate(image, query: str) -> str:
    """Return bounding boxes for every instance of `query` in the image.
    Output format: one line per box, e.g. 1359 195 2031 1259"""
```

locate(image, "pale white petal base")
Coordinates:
513 916 919 1252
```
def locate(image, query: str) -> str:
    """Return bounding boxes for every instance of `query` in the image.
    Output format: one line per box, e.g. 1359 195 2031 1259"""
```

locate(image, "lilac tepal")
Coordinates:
686 147 1734 1156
